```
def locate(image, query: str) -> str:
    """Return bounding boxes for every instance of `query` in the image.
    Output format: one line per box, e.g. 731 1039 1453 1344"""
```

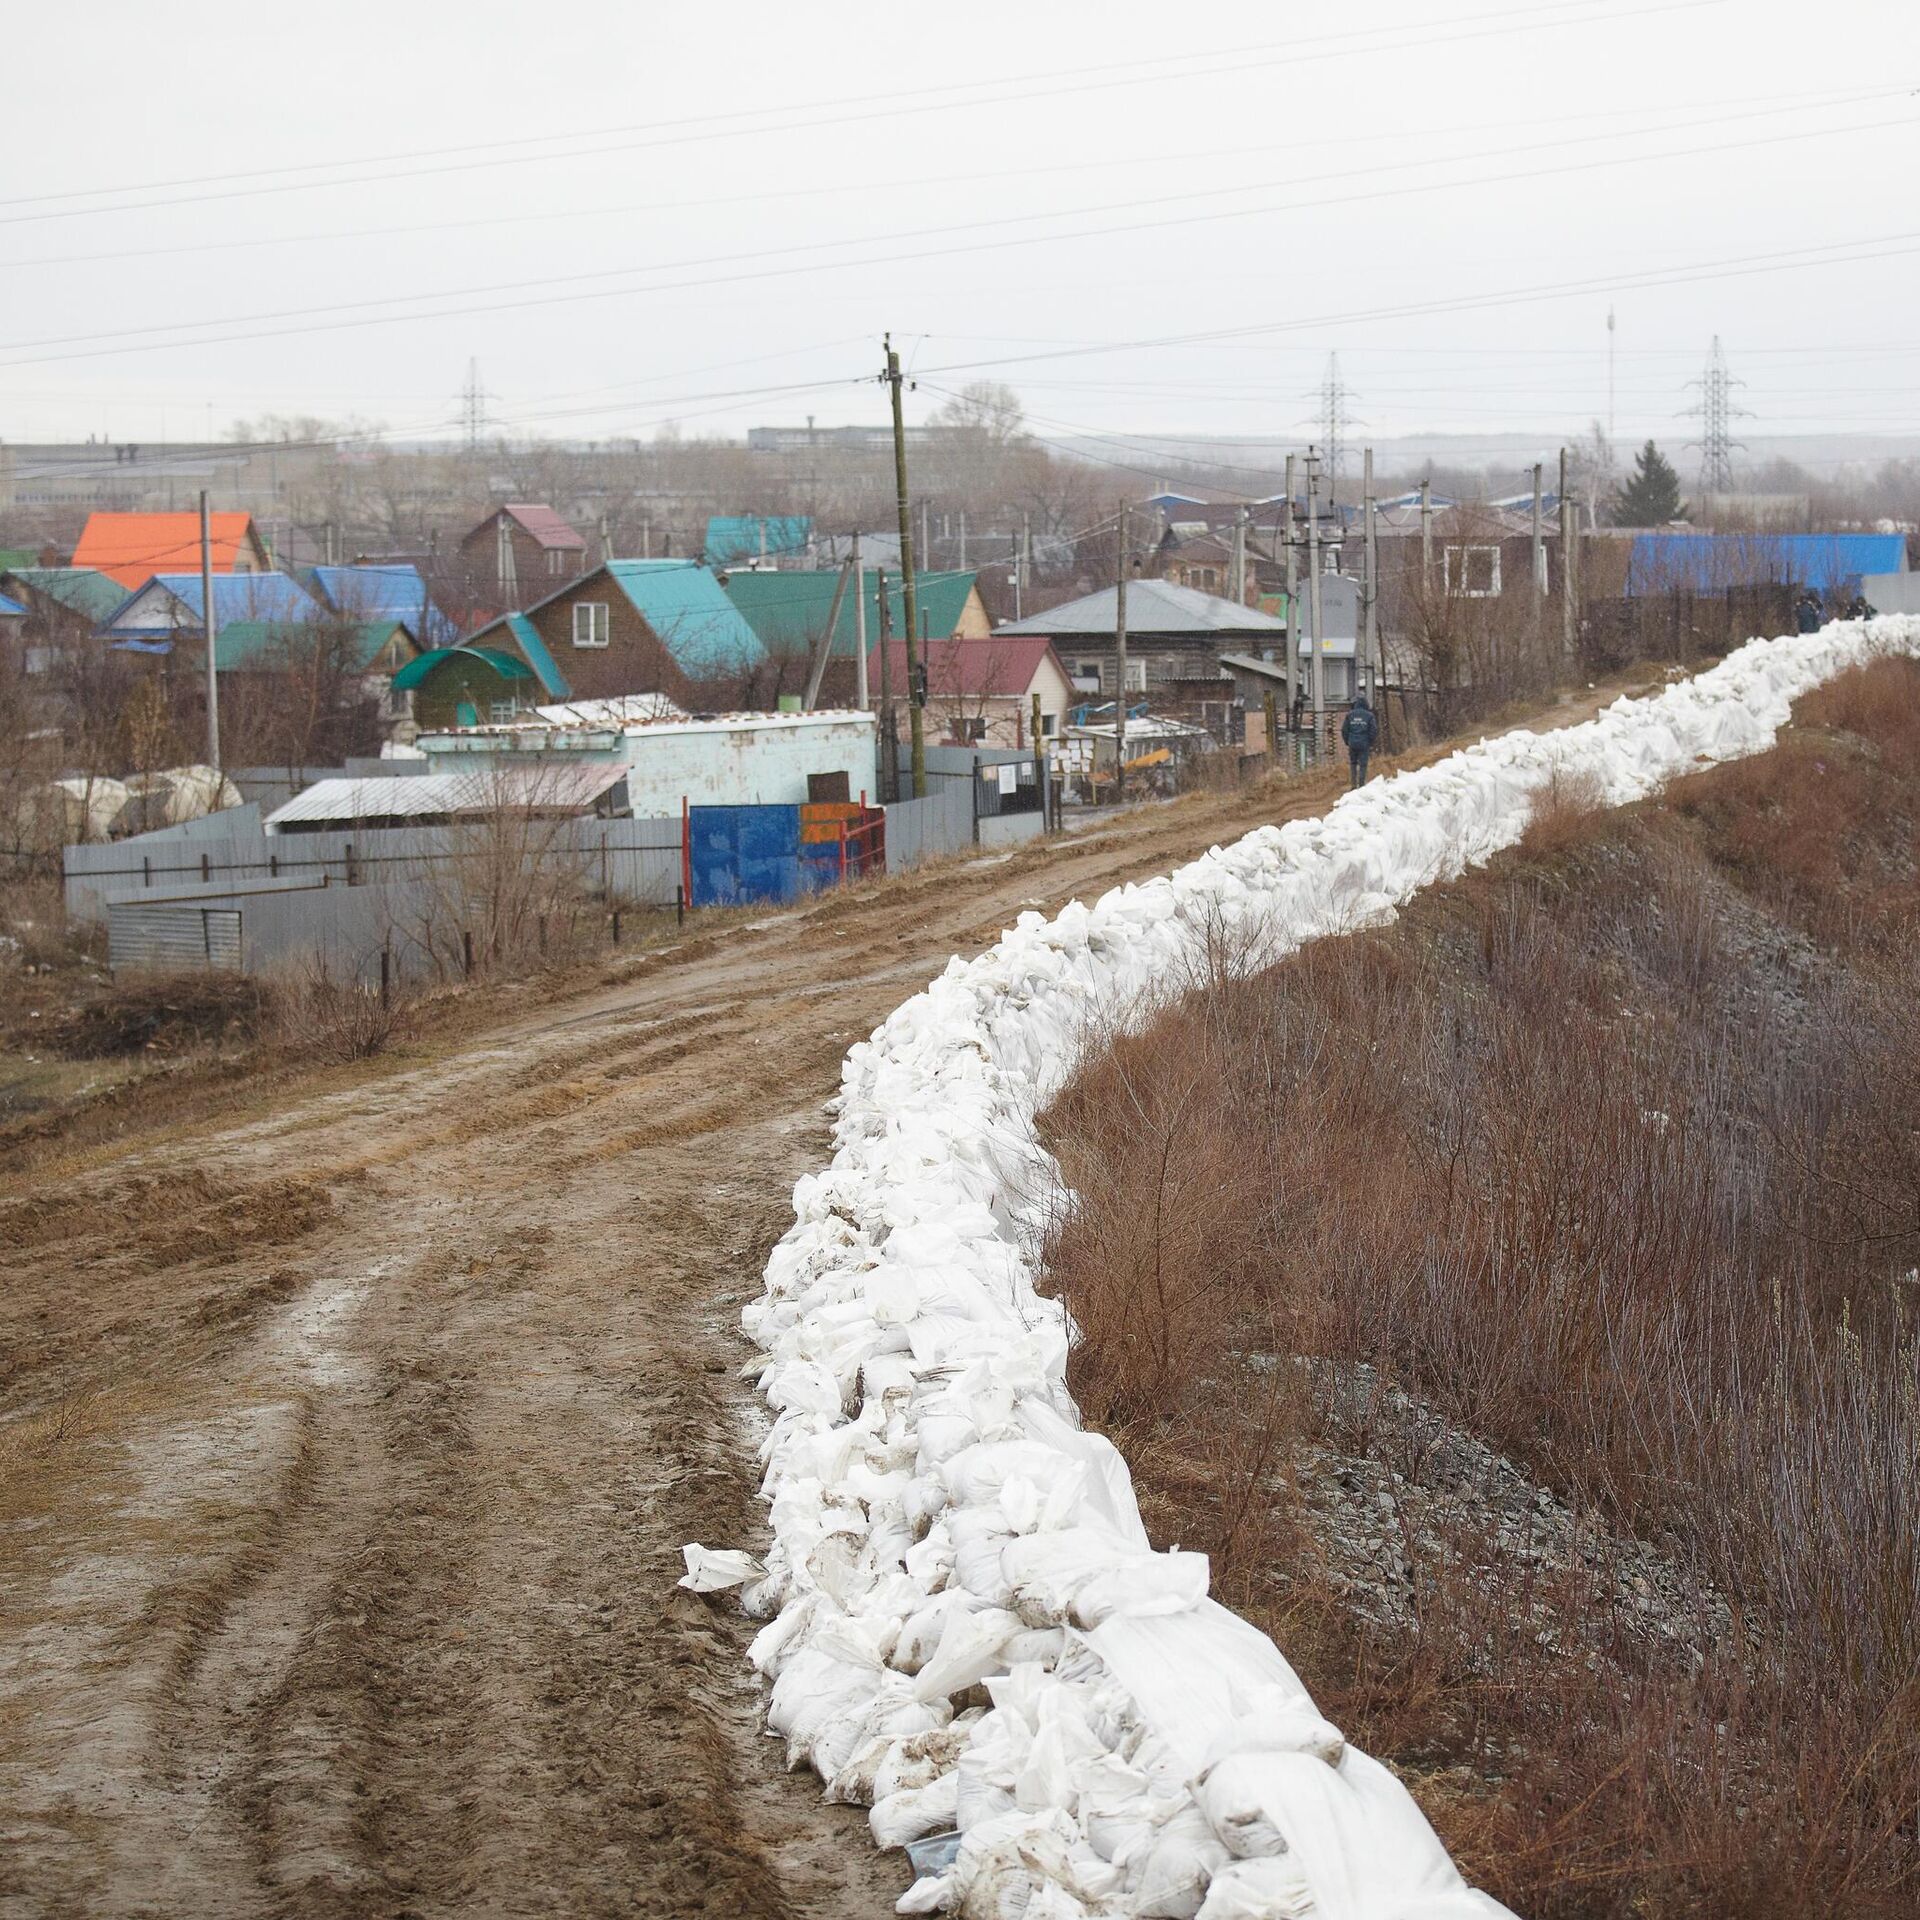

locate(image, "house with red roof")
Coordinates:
71 511 272 589
458 503 589 608
866 633 1074 749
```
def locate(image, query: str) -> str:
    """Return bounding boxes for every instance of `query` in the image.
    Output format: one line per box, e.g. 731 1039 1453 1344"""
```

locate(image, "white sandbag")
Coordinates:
1194 1857 1316 1920
871 1767 961 1850
677 1543 763 1592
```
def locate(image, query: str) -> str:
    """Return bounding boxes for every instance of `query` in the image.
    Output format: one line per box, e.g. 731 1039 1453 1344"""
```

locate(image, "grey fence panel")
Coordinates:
884 783 976 871
66 812 687 924
977 812 1047 853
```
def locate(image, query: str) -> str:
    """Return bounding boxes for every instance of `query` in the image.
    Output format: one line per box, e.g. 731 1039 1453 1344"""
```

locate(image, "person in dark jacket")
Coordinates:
1794 591 1824 634
1847 593 1876 621
1341 694 1379 788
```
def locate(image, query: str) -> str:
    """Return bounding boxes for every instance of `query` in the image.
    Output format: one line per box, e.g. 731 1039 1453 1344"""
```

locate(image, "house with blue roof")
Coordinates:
100 570 321 640
305 563 459 647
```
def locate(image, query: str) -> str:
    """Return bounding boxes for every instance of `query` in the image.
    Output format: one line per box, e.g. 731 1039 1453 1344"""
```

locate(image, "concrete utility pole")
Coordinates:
1230 504 1248 603
1363 447 1382 732
1113 503 1129 803
1282 453 1298 731
199 489 221 771
852 531 868 709
1559 446 1576 656
884 335 926 798
1419 479 1433 592
1306 450 1325 742
958 511 967 569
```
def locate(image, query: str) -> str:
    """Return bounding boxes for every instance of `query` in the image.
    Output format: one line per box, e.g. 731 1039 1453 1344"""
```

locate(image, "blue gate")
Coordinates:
688 804 809 908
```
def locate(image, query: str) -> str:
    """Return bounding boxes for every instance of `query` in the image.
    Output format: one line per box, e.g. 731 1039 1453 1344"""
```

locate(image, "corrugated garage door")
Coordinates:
109 904 244 973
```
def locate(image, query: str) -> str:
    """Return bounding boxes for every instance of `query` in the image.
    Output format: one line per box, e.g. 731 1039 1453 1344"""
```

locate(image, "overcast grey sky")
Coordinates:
4 0 1915 463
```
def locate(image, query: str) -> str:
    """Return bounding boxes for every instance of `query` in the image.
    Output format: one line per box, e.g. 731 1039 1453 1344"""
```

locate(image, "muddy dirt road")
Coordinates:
0 698 1631 1918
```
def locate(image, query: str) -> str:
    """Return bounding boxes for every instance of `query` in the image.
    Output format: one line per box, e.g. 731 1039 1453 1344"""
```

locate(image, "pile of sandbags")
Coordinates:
694 617 1920 1919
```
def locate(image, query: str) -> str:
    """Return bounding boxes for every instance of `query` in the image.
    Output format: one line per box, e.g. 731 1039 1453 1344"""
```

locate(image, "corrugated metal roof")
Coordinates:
102 571 319 633
264 762 626 829
503 503 587 551
533 693 685 726
72 511 262 588
704 515 812 564
2 566 131 624
214 619 412 672
309 563 458 645
866 635 1063 698
722 567 978 658
1000 580 1287 637
605 560 768 675
390 644 535 691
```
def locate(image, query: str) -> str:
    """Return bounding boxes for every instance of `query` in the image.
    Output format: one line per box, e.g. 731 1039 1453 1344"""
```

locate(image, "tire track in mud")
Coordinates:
0 709 1649 1918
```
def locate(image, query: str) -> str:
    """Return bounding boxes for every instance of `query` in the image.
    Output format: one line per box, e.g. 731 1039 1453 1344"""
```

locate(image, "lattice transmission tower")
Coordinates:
1308 352 1360 495
1683 336 1749 494
459 358 494 452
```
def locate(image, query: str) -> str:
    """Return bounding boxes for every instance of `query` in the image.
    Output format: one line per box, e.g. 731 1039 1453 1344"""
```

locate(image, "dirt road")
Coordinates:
0 697 1633 1918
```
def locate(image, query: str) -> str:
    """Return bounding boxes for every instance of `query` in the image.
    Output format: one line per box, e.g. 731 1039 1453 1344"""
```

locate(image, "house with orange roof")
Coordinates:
71 511 272 589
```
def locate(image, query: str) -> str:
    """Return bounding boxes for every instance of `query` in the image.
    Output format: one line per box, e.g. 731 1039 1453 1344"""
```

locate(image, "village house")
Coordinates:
458 503 589 604
998 578 1288 737
865 634 1073 749
394 560 767 730
70 510 272 589
720 567 989 698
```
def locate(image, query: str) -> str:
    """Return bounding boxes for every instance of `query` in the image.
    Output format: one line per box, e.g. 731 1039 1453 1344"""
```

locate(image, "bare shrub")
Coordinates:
269 959 413 1064
1515 765 1607 860
1038 660 1920 1918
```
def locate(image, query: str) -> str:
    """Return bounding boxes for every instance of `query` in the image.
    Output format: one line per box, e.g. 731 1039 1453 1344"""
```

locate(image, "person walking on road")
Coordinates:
1341 693 1379 789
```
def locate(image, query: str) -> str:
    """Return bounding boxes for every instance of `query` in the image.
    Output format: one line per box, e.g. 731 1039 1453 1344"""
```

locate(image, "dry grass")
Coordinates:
1039 657 1920 1919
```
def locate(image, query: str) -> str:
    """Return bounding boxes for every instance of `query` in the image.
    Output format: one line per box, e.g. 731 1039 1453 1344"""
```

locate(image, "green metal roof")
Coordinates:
721 568 979 659
215 618 413 673
603 560 767 676
390 643 535 691
1 566 130 625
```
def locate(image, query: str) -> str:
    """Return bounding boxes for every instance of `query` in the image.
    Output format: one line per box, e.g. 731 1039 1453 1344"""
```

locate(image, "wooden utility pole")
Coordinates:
852 532 868 709
1559 446 1575 656
1283 452 1298 730
1364 446 1385 748
1419 479 1433 591
884 336 926 797
876 565 896 801
1306 450 1325 742
1113 502 1129 803
1031 691 1047 829
199 489 221 770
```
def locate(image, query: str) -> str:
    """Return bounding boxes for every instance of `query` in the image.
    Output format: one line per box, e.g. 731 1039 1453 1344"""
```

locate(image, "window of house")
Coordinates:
489 699 519 724
1123 658 1147 693
547 549 565 575
386 683 411 717
1040 711 1058 737
572 601 610 647
1071 659 1102 690
1443 545 1502 597
957 717 989 744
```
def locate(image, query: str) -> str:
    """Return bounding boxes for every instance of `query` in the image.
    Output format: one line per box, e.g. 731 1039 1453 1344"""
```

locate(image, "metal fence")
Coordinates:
66 813 685 925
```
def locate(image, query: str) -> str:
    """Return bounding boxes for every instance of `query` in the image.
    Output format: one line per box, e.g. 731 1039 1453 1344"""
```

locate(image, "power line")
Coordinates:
0 1 1686 228
3 105 1910 376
